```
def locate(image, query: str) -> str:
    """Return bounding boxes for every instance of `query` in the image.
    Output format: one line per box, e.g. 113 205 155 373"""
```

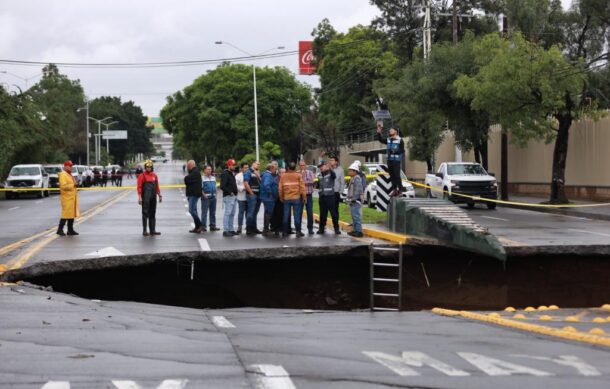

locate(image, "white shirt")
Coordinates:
235 172 246 201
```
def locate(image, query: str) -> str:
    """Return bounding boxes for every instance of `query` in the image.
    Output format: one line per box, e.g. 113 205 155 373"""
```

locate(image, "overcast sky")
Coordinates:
0 0 573 117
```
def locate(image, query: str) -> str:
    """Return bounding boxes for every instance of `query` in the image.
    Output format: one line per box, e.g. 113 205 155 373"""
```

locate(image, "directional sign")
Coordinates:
102 130 128 140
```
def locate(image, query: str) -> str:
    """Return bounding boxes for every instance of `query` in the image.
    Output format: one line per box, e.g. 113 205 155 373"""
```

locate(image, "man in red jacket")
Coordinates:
137 160 162 236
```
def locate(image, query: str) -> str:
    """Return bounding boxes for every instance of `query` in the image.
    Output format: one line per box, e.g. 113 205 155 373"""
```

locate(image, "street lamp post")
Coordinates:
77 100 90 166
89 116 112 165
214 41 284 162
0 70 42 89
102 121 119 156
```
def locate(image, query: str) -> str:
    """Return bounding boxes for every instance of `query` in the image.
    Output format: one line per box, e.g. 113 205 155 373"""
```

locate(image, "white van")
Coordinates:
4 164 49 199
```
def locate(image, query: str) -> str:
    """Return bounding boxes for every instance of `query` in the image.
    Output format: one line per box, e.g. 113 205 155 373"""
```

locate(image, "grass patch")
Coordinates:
311 199 387 224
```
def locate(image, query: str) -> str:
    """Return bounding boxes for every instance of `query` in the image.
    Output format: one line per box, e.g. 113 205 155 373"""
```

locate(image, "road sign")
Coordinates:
372 110 392 120
102 130 127 140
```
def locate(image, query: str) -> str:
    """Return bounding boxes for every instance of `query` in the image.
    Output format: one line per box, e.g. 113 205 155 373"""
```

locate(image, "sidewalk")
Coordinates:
501 194 610 221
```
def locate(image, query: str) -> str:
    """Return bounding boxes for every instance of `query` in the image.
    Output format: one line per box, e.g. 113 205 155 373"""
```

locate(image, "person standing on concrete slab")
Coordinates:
299 160 315 235
57 160 80 236
260 162 279 236
376 123 405 196
279 162 306 237
234 162 249 234
184 160 203 234
201 164 220 232
220 159 238 237
316 161 340 235
346 161 364 238
244 161 262 235
137 160 162 236
329 155 345 216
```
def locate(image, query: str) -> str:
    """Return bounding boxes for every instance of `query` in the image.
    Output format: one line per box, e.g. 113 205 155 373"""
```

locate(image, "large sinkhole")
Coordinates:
4 245 610 310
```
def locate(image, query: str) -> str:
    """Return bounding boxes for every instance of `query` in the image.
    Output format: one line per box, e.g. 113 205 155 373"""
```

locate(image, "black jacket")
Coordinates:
220 169 238 197
184 167 203 197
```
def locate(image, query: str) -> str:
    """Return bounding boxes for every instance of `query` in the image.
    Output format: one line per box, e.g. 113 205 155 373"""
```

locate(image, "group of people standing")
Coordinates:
183 155 366 238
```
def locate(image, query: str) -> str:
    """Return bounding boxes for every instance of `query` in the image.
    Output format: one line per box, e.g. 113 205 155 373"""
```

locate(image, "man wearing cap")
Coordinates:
244 161 262 235
220 159 238 237
315 161 341 235
346 161 365 237
376 124 405 196
56 160 80 236
137 160 162 236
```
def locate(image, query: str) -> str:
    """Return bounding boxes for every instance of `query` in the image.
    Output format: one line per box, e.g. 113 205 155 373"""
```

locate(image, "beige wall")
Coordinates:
304 115 610 198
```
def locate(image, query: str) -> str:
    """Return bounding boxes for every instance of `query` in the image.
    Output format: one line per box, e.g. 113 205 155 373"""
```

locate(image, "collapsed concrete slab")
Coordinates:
387 198 507 261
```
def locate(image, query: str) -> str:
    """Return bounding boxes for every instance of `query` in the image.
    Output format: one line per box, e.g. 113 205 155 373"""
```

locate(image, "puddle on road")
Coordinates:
7 246 610 311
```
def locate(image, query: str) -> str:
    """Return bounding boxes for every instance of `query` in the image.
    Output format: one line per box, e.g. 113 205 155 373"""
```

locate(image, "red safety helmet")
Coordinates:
63 160 73 167
226 158 236 167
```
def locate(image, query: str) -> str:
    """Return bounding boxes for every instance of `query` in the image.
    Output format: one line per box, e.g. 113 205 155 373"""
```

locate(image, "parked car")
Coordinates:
4 164 49 199
151 156 167 163
425 162 498 209
43 164 63 192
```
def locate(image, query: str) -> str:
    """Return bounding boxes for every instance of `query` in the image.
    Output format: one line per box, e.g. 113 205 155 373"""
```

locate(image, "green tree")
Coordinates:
162 64 311 164
454 33 590 203
312 24 398 153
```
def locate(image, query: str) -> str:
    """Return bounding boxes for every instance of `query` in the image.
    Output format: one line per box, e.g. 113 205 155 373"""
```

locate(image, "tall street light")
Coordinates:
89 116 112 165
102 121 119 156
0 70 43 89
214 41 285 162
77 100 90 166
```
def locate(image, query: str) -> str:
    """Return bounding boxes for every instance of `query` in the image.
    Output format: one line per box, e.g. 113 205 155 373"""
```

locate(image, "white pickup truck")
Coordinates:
425 162 498 209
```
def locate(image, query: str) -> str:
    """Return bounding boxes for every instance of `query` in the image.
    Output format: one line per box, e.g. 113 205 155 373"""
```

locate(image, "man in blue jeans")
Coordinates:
235 162 249 234
201 164 220 232
184 160 203 233
278 162 306 237
244 161 262 235
299 160 315 234
220 159 238 237
259 162 278 236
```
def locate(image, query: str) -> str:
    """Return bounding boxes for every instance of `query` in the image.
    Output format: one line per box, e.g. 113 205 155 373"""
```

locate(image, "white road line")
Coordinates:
35 200 43 204
480 216 509 222
112 380 188 389
555 214 589 221
7 207 20 211
198 238 210 251
41 382 70 389
568 228 610 238
212 315 236 328
248 365 296 389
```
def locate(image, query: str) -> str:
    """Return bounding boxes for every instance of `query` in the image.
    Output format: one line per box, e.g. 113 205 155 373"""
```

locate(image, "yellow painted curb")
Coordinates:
312 213 408 244
431 308 610 347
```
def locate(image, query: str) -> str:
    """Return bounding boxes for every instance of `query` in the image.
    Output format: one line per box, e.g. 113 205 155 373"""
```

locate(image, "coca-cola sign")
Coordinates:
299 41 316 75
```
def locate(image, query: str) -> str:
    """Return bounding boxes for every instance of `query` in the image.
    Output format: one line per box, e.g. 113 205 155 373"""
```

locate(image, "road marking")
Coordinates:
555 214 589 221
198 238 210 251
85 246 125 257
480 216 509 222
8 206 19 211
512 355 601 376
212 315 236 328
41 382 70 389
363 351 470 376
112 380 188 389
248 365 296 389
35 200 43 204
568 228 610 238
458 352 552 376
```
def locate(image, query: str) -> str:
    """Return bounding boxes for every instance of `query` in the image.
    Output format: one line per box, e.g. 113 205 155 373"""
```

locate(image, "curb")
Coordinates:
432 308 610 348
312 213 407 244
499 202 610 221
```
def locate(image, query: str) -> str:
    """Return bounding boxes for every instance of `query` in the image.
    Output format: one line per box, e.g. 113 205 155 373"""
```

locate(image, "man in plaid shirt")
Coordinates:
299 160 315 235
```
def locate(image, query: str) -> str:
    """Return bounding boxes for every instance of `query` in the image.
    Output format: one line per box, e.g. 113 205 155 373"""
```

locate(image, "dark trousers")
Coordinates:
303 193 314 233
319 195 339 230
334 192 341 216
388 160 403 192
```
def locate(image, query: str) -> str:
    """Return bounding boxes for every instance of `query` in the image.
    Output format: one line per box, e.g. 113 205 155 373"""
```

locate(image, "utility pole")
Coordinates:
423 0 432 60
452 0 459 44
500 14 509 200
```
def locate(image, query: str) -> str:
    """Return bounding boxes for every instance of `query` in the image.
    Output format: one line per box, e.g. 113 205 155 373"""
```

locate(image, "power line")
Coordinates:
0 51 298 69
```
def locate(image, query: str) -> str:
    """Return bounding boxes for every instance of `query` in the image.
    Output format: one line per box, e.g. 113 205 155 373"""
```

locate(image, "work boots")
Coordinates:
56 219 66 236
149 218 161 236
67 219 79 236
142 216 149 236
262 214 273 236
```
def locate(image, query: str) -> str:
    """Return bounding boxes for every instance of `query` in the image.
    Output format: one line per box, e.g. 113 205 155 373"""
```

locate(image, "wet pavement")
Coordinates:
1 284 609 388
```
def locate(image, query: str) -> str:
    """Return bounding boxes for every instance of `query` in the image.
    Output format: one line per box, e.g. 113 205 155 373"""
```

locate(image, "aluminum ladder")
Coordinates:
369 243 403 311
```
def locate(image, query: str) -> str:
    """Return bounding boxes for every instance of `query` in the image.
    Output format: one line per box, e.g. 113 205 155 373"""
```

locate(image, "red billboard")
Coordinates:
299 41 316 75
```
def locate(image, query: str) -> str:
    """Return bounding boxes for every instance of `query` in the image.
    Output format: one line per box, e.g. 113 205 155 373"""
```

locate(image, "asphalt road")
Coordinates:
1 284 608 388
